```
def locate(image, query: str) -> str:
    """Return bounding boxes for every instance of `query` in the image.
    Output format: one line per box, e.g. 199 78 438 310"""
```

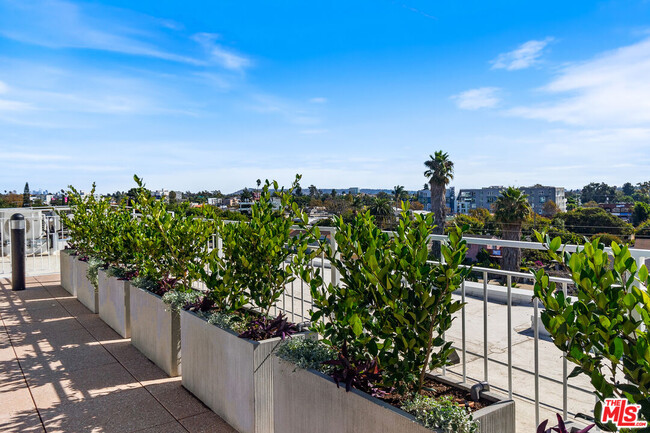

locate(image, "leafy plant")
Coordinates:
131 175 216 291
537 413 595 433
401 395 478 433
306 209 390 378
534 231 650 430
238 313 298 341
60 184 101 257
305 204 471 394
322 341 384 397
199 176 312 331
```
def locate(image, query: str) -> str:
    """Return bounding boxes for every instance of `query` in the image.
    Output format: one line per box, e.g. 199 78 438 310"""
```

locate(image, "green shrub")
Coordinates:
131 175 216 290
305 205 470 394
589 232 624 246
201 176 311 318
401 395 478 433
534 232 650 430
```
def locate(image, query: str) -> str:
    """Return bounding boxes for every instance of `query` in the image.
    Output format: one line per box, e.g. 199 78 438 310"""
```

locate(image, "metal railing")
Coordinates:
0 207 71 276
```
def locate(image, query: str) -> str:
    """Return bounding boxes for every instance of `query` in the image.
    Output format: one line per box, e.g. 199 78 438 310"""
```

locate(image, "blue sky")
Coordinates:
1 0 650 194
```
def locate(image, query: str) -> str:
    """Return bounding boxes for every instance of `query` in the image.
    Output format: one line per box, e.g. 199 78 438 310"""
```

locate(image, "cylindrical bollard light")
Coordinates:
10 213 26 291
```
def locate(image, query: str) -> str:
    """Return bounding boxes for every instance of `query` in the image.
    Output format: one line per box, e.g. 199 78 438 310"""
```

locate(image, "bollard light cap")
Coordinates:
10 213 25 230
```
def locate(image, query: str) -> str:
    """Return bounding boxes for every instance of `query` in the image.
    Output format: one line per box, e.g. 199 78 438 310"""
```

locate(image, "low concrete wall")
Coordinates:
75 259 98 313
60 252 76 296
181 310 302 433
98 269 130 338
130 286 180 376
273 358 516 433
455 281 535 306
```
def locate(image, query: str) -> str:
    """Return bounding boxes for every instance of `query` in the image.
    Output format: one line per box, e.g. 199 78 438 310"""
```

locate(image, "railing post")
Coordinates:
483 271 488 383
507 274 512 399
10 214 26 291
329 229 339 286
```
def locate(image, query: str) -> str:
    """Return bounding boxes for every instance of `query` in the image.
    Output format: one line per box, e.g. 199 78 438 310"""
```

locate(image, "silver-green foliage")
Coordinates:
86 257 104 289
206 311 246 334
401 395 478 433
161 290 202 313
276 338 334 372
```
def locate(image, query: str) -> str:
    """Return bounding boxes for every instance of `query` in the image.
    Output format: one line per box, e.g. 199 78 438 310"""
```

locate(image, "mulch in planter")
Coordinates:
380 377 490 413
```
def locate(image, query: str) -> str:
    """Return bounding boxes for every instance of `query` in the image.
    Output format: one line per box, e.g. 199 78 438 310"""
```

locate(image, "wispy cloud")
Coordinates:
509 37 650 126
0 0 202 64
247 94 322 125
309 97 327 104
193 33 252 71
451 87 500 110
491 37 554 71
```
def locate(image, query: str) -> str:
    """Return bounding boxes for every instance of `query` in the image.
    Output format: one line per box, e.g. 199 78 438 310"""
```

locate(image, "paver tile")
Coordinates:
180 411 238 433
40 387 175 433
145 377 210 420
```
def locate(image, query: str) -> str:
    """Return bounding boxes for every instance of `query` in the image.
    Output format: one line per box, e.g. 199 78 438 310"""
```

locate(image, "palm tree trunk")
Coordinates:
501 223 522 273
430 183 446 260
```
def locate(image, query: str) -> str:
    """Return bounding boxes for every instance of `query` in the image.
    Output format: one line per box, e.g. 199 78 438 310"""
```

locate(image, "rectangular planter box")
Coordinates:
130 285 180 376
98 269 131 338
273 358 516 433
181 309 306 433
60 251 76 296
75 259 98 313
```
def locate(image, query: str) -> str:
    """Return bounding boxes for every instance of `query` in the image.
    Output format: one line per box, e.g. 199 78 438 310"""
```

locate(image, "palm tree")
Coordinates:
493 187 531 273
424 151 454 258
392 185 407 207
369 197 393 229
349 194 364 216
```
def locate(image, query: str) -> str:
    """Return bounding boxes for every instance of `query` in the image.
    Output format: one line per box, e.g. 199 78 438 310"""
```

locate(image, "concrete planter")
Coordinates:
273 358 516 433
130 286 180 376
60 251 76 296
181 309 306 433
98 269 131 338
75 259 98 313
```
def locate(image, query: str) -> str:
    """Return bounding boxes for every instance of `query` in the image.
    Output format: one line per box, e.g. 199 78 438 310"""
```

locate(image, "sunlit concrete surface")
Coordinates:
0 275 236 433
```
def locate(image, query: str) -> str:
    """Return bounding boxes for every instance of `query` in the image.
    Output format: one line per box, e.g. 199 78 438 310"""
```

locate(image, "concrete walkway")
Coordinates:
0 275 236 433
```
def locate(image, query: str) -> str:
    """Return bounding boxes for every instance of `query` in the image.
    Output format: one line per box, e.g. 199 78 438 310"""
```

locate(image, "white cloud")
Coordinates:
509 37 650 126
0 0 201 64
492 38 553 71
451 87 500 110
309 97 327 104
209 46 251 71
0 99 32 111
193 33 252 71
0 80 8 94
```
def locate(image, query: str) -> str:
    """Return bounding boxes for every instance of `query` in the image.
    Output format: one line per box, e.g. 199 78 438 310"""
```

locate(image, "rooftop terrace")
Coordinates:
0 275 235 433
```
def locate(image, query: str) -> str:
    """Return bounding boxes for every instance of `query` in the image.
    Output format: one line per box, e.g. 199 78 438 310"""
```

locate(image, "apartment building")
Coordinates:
417 187 456 213
456 185 566 215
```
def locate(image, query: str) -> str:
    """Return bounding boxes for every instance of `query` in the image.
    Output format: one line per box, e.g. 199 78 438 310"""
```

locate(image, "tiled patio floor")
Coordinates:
0 275 237 433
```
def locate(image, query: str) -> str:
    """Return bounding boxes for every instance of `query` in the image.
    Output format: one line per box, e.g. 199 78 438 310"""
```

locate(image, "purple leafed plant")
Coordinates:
117 269 138 281
322 341 386 397
537 413 595 433
184 295 215 313
238 313 298 341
